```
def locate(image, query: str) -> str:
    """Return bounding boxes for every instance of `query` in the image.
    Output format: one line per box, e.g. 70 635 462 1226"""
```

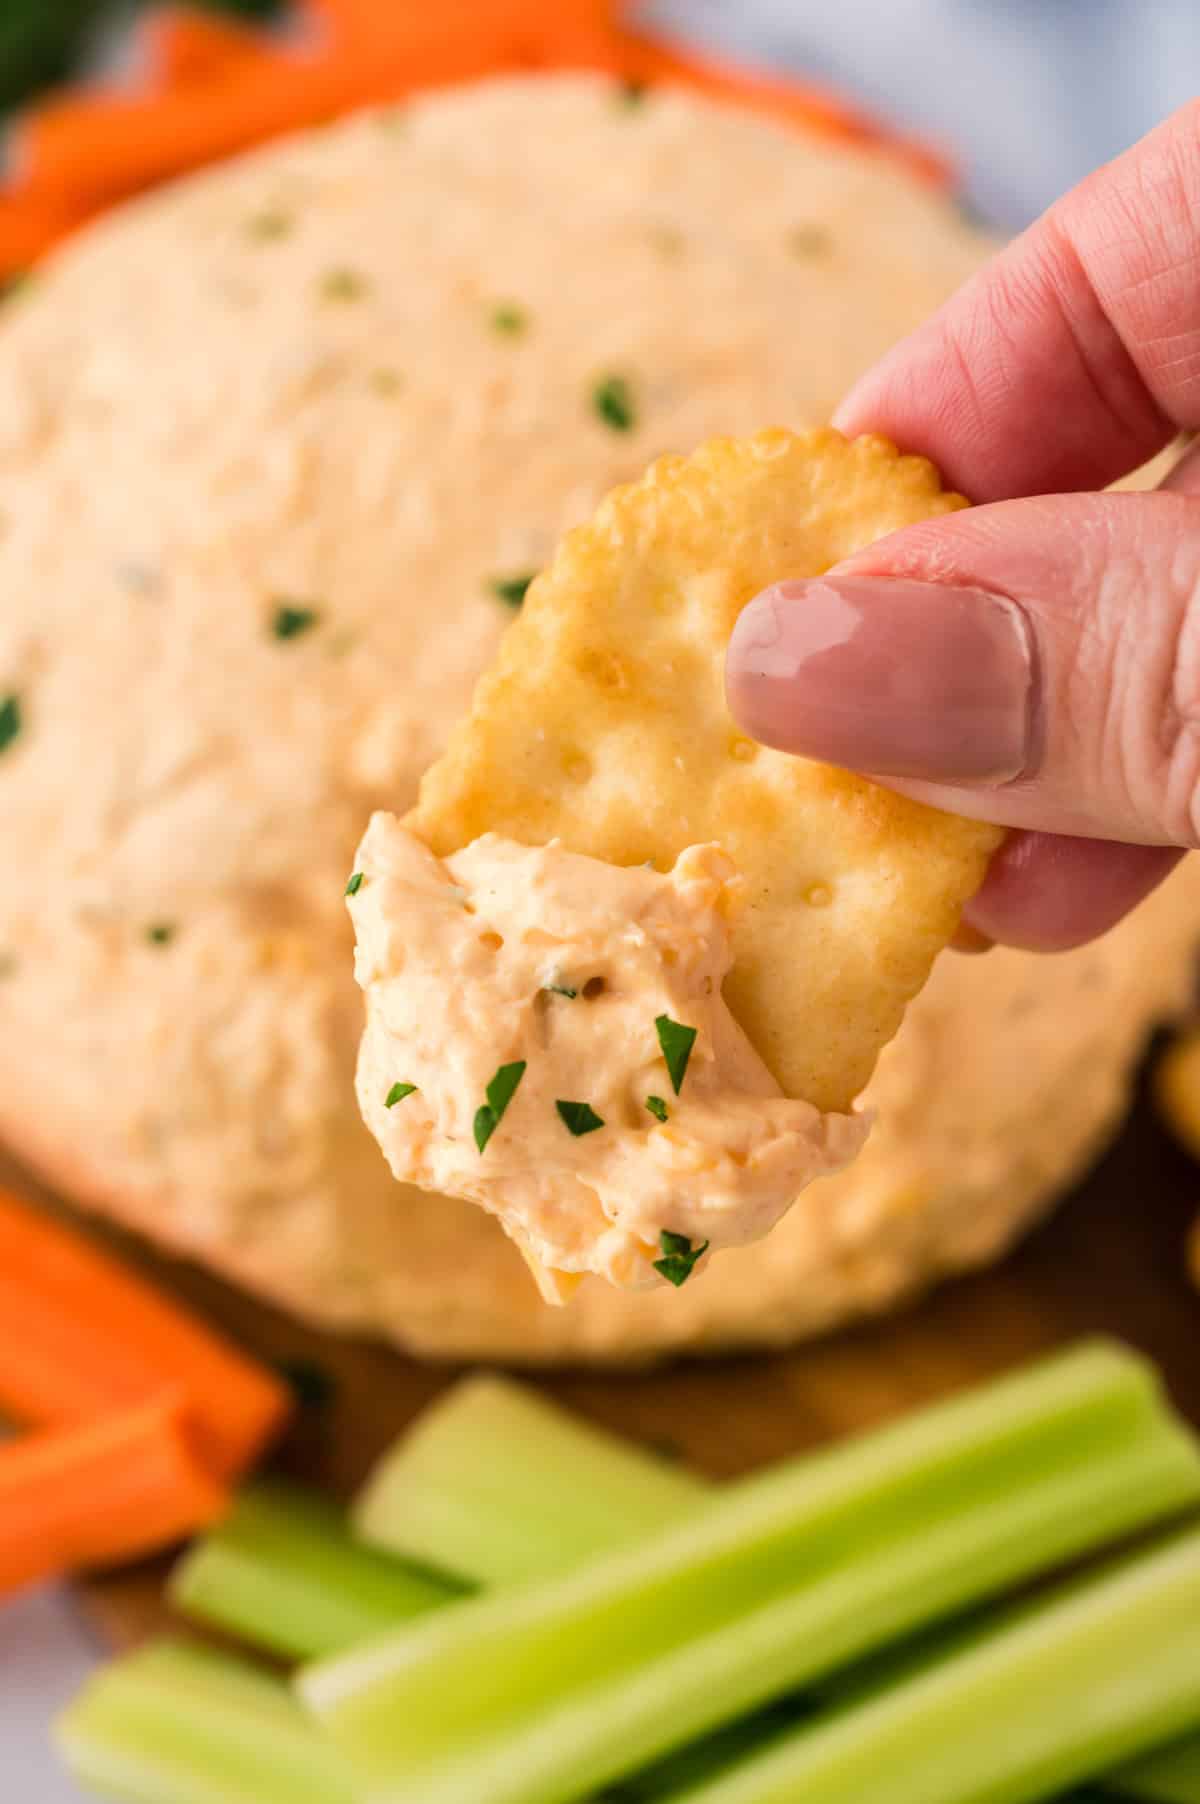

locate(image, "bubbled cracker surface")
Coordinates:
414 429 1001 1112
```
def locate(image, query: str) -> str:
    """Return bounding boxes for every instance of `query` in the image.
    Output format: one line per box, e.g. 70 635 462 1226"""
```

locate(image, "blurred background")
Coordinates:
2 2 1198 1798
653 0 1200 225
3 0 1199 235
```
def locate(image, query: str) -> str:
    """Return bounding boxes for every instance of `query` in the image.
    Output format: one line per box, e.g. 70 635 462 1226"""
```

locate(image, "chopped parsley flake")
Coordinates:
645 1094 669 1123
648 223 685 260
788 224 833 259
0 693 21 757
272 603 321 641
556 1100 605 1137
955 194 990 230
320 267 369 302
275 1356 337 1409
145 923 175 946
490 303 529 336
385 1082 418 1107
369 367 403 396
592 374 636 433
488 571 537 608
544 983 578 1000
247 209 293 242
616 78 650 109
0 952 17 980
345 872 364 897
0 272 33 305
655 1014 697 1095
474 1060 527 1154
653 1229 709 1288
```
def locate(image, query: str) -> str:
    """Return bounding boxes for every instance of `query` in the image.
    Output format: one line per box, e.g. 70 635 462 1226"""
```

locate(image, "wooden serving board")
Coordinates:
5 1055 1196 1653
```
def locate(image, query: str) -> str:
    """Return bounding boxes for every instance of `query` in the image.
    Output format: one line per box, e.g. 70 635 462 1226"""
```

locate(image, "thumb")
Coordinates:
726 489 1200 848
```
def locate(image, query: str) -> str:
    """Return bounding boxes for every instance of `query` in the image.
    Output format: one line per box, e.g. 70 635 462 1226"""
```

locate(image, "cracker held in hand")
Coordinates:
411 428 1001 1114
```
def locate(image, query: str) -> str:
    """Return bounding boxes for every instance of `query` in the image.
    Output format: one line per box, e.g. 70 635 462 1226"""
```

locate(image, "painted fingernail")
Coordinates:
726 576 1034 783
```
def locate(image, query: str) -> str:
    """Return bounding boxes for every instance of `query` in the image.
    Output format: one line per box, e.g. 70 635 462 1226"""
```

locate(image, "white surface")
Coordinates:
1 1589 97 1799
649 0 1200 228
2 2 1198 1797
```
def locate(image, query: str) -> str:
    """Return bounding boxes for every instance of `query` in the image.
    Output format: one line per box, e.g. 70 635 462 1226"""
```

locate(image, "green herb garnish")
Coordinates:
320 267 369 302
488 571 536 608
385 1082 418 1108
272 603 320 641
0 693 21 757
653 1229 709 1288
274 1356 337 1410
545 983 578 1000
592 374 636 433
0 272 33 306
648 223 685 260
474 1060 527 1154
490 303 529 336
556 1100 605 1137
145 923 175 946
788 224 833 259
369 367 403 397
616 78 650 109
345 872 364 897
645 1095 669 1123
655 1015 697 1095
246 209 293 243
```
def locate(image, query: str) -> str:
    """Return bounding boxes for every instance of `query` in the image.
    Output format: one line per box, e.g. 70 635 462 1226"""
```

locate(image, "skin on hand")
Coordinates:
727 102 1200 951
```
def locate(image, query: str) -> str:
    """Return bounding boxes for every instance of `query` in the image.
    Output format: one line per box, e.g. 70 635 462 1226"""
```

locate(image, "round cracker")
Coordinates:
412 428 1002 1112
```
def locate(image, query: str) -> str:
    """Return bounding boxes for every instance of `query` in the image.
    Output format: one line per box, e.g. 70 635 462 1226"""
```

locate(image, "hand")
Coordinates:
726 102 1200 952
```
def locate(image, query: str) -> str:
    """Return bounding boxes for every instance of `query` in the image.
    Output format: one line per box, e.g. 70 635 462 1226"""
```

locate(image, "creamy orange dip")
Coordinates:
349 815 868 1298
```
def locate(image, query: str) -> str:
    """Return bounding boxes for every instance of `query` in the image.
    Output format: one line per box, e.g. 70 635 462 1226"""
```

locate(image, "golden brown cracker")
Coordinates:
411 428 1001 1111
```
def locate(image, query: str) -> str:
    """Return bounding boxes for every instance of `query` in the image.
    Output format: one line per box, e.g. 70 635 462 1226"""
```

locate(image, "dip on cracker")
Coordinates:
350 825 866 1297
349 428 1000 1298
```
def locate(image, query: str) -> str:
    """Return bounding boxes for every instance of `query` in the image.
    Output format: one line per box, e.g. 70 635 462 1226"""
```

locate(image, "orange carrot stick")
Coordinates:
0 1397 227 1596
17 2 949 217
137 5 274 89
299 0 622 50
577 29 953 187
0 1190 290 1480
18 26 520 207
0 188 94 276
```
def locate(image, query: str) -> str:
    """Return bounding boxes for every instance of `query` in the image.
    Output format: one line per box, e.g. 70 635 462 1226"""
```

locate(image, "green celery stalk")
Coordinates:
1107 1731 1200 1801
596 1699 810 1800
353 1373 710 1584
660 1523 1200 1804
300 1341 1200 1804
169 1478 460 1661
56 1637 356 1804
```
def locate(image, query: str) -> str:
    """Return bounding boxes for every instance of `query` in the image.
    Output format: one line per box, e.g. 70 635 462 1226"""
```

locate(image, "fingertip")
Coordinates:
726 573 1033 782
963 832 1181 953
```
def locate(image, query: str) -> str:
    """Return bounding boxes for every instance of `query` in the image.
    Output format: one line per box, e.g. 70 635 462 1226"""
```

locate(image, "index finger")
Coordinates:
835 102 1200 501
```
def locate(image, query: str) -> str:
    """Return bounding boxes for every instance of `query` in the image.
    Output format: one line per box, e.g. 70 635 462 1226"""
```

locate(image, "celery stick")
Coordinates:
661 1523 1200 1804
353 1373 710 1584
597 1699 809 1800
56 1638 356 1804
1108 1731 1200 1802
301 1342 1200 1804
170 1478 460 1661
